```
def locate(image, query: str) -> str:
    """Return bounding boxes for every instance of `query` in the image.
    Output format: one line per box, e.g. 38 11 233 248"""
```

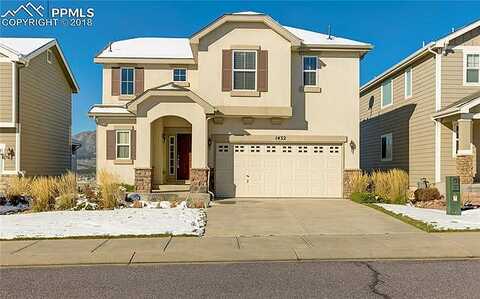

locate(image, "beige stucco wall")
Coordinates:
0 62 13 123
96 118 136 184
97 22 363 183
19 48 73 176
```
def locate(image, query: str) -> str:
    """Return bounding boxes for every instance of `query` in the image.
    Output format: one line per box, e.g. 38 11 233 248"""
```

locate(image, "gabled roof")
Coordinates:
361 19 480 93
0 38 79 93
432 90 480 120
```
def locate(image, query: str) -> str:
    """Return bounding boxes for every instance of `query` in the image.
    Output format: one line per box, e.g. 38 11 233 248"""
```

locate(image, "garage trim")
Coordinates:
228 135 347 144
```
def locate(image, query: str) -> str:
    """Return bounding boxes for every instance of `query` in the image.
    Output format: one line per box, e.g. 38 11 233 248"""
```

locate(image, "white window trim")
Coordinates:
381 133 393 162
0 144 5 174
120 67 135 96
232 50 257 91
46 49 52 64
302 55 318 86
463 51 480 86
380 79 393 109
168 136 176 176
404 67 413 99
116 130 131 160
172 68 187 82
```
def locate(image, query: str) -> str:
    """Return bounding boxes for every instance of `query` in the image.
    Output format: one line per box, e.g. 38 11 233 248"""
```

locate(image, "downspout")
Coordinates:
205 114 217 203
14 62 24 176
428 45 442 183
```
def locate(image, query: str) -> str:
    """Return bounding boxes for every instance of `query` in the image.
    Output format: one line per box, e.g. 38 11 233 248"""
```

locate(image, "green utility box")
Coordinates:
446 176 462 215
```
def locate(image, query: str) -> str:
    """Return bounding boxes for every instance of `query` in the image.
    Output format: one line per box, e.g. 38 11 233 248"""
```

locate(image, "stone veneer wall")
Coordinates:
456 155 474 184
135 168 152 193
190 168 209 193
343 169 362 199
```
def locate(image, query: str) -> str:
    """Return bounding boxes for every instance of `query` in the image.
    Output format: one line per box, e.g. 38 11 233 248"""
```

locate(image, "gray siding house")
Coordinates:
360 20 480 193
0 38 79 191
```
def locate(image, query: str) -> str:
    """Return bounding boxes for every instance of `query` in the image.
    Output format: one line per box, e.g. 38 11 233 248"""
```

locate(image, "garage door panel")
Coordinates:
215 143 343 198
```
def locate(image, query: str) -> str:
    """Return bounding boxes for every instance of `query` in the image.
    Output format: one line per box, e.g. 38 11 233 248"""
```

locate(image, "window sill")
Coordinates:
302 86 321 93
463 82 480 87
114 159 133 165
230 90 261 97
118 95 136 101
173 81 190 87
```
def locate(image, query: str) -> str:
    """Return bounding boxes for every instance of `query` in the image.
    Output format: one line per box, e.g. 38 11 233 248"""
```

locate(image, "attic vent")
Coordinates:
46 49 53 64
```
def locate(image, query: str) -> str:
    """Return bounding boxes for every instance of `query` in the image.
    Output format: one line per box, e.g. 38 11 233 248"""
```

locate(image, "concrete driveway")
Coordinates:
205 199 421 237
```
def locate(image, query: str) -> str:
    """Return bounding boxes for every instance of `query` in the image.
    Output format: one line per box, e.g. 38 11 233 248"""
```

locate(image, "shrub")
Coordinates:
30 177 57 212
351 192 384 204
413 187 441 203
120 183 135 193
347 171 370 193
55 172 77 210
97 170 123 209
5 176 31 201
371 169 409 204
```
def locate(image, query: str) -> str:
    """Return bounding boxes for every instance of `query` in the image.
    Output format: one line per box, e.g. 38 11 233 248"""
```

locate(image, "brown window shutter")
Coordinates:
130 129 136 160
222 49 232 91
257 50 268 92
106 130 116 160
135 68 144 95
111 67 120 96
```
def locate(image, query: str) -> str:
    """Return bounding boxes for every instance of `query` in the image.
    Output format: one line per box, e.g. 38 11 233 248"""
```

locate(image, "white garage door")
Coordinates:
215 143 343 198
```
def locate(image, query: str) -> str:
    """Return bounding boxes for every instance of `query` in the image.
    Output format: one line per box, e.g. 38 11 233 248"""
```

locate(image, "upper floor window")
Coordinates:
121 67 134 95
173 68 187 82
404 68 412 98
465 53 480 84
233 51 256 90
303 56 317 86
381 79 393 108
116 130 131 160
381 133 393 161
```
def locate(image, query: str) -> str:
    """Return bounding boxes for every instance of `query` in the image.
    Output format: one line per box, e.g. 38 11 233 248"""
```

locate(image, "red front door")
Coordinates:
176 134 192 180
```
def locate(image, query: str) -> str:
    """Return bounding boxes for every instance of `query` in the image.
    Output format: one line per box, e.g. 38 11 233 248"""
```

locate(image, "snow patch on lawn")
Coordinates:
377 204 480 230
0 207 206 239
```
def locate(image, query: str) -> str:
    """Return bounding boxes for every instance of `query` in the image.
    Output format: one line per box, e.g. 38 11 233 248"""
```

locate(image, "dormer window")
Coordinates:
303 56 317 86
233 50 256 90
121 67 134 95
173 68 187 82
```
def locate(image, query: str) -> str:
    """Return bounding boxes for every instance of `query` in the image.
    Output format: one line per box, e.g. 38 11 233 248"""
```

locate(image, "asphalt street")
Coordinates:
1 260 479 298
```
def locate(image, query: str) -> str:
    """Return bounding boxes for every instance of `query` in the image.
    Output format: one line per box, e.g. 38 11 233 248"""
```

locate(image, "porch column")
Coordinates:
190 117 209 193
456 117 474 184
135 117 152 193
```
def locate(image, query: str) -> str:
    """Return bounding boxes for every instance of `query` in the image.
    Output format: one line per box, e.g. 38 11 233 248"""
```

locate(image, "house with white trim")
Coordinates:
89 12 372 198
0 38 79 191
360 19 480 192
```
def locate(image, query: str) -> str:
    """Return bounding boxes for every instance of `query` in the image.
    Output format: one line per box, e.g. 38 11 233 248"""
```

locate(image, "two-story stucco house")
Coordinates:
89 12 372 198
360 20 480 193
0 38 79 191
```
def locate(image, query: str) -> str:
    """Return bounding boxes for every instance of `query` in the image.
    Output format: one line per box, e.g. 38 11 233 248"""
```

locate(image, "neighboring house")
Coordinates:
89 12 371 198
0 38 79 191
360 20 480 192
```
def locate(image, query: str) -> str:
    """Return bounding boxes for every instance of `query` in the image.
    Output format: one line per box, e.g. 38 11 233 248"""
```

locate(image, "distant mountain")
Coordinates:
73 131 96 160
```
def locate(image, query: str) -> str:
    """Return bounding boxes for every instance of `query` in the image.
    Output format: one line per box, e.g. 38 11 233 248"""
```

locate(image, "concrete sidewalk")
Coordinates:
1 232 479 266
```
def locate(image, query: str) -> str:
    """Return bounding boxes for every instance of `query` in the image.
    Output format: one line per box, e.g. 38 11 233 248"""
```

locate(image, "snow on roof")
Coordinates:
89 106 132 115
231 11 264 15
0 37 54 57
283 26 370 47
97 37 193 59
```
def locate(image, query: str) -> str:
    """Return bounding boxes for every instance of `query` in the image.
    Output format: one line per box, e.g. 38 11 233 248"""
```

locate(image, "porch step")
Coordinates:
153 184 190 193
138 191 190 202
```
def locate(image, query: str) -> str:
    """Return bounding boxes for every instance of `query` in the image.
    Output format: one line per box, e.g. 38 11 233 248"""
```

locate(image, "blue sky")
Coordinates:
1 1 479 134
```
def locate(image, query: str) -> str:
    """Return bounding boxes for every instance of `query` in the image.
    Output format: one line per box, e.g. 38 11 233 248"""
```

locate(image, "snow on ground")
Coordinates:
0 203 29 215
377 204 480 230
0 207 206 239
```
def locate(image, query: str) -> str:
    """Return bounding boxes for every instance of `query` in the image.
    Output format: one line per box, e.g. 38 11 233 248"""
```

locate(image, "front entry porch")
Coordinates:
129 83 215 194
